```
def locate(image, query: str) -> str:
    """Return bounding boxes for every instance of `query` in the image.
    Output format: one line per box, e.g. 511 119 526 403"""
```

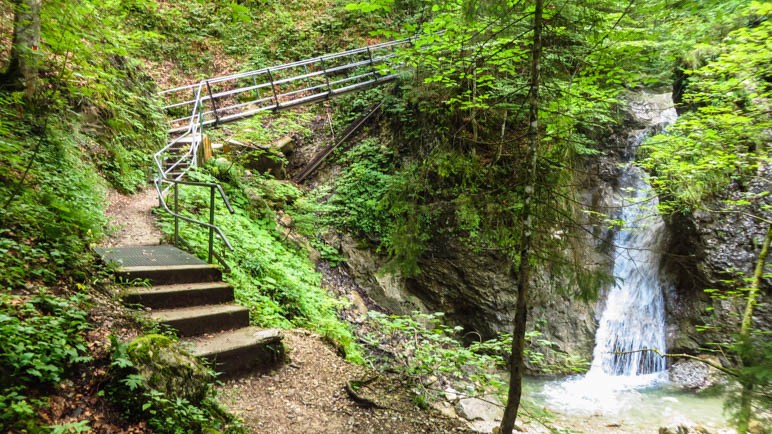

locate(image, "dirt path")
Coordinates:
100 186 164 247
218 330 475 434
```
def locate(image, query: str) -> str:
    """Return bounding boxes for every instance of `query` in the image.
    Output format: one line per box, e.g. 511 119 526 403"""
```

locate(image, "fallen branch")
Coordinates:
610 348 738 377
345 376 389 409
225 138 270 151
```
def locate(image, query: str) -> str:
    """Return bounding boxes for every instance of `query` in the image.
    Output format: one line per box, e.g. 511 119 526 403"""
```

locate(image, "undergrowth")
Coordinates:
124 0 383 85
0 292 91 431
156 166 363 362
0 113 107 289
362 311 589 401
327 137 397 245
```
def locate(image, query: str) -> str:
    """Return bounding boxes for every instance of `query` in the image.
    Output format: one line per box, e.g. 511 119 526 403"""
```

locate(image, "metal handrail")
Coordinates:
159 38 412 134
154 81 236 266
157 38 411 98
153 178 235 264
153 37 414 266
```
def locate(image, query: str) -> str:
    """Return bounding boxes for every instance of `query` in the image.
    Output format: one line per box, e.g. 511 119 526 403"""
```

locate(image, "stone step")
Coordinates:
189 327 285 376
123 282 234 309
118 264 222 285
150 304 249 337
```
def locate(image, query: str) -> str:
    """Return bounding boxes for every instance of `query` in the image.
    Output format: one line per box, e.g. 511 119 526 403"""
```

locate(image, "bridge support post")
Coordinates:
367 47 378 82
320 56 332 96
205 80 221 126
267 68 280 111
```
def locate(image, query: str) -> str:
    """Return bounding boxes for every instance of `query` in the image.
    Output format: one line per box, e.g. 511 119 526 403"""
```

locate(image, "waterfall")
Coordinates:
541 93 678 414
588 156 668 377
586 95 677 379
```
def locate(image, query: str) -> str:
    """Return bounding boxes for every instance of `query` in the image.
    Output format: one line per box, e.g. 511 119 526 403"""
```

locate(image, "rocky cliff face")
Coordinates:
333 91 767 369
661 162 771 353
338 232 601 368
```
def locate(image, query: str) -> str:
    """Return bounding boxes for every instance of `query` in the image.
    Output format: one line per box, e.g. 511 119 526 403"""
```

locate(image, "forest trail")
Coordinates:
100 186 163 247
219 330 475 434
98 187 475 433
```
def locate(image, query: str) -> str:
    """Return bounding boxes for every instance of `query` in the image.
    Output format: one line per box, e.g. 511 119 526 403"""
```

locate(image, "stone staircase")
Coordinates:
96 245 284 376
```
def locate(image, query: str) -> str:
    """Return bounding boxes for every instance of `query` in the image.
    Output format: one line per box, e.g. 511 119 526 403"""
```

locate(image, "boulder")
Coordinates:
125 334 212 403
658 418 713 434
669 356 727 392
244 149 287 179
455 394 503 425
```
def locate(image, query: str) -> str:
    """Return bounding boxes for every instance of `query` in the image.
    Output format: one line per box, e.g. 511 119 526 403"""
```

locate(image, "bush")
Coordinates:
0 293 91 430
108 335 244 434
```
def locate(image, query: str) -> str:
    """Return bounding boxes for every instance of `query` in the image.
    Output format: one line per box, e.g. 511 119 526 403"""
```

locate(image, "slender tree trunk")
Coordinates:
3 0 42 99
736 222 771 433
499 0 543 433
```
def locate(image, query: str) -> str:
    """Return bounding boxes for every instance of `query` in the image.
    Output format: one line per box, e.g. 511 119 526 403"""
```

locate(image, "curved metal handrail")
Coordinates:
153 37 415 265
154 177 235 264
154 80 235 264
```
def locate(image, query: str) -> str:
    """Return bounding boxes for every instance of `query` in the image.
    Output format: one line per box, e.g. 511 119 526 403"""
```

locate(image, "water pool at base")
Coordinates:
525 374 734 432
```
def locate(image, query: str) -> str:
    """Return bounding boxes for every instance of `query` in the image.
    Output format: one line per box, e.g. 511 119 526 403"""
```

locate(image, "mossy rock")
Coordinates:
126 334 212 403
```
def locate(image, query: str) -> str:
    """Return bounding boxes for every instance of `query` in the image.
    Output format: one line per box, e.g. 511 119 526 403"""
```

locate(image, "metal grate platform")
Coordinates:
94 245 206 267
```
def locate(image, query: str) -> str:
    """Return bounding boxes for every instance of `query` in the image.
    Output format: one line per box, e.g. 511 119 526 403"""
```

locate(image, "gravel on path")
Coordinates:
100 186 164 247
218 330 476 434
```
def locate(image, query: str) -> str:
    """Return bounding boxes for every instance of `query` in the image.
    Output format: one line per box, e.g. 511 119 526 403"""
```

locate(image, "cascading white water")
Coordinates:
540 94 679 416
587 94 677 381
588 154 668 377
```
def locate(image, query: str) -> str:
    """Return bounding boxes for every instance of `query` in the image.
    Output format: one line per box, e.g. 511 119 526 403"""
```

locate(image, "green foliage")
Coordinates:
49 420 92 433
699 283 772 431
362 311 508 395
156 167 363 362
362 312 588 398
217 110 314 147
328 137 396 243
0 292 91 431
39 0 168 193
89 59 167 194
121 0 377 81
1 0 169 288
288 186 347 265
340 0 630 294
107 335 245 434
0 118 107 288
640 2 771 212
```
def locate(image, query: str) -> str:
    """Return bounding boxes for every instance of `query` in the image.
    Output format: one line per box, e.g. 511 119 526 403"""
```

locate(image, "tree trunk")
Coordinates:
3 0 42 99
736 222 771 433
499 0 543 433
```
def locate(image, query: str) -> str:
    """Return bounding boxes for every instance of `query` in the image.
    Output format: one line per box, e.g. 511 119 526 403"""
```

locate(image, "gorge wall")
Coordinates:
661 161 771 353
329 91 769 367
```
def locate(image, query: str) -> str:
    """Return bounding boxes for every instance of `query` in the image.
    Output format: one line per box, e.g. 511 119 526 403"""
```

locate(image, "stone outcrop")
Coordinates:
454 394 504 433
125 334 212 403
333 90 767 373
669 356 728 392
661 162 771 353
338 231 600 367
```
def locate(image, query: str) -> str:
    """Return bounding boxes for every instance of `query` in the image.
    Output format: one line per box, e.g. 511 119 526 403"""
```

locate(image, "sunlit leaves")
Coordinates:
640 2 771 212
